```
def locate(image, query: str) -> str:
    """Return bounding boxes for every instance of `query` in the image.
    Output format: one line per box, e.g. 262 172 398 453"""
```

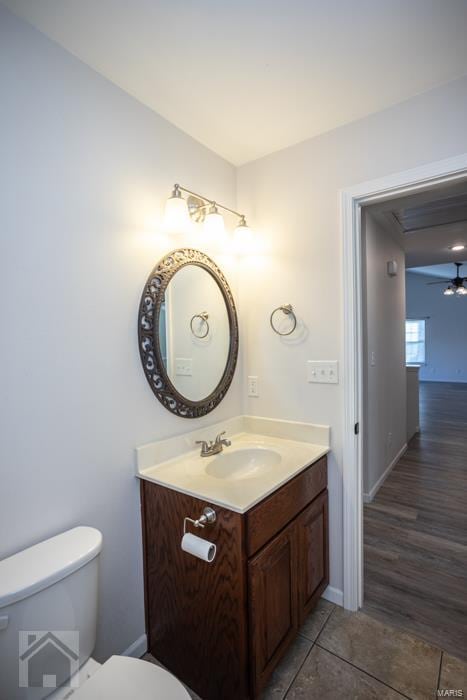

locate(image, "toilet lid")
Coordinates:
70 656 191 700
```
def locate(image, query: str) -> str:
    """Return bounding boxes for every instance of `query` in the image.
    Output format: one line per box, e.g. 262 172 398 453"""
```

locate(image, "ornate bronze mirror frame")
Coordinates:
138 248 239 418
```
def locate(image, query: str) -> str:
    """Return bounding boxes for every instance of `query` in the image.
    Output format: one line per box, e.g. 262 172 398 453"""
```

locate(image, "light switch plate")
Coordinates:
307 361 339 384
175 358 192 376
248 376 259 397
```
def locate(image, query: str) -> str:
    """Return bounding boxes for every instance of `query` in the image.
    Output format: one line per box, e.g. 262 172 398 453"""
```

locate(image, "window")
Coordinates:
405 319 426 365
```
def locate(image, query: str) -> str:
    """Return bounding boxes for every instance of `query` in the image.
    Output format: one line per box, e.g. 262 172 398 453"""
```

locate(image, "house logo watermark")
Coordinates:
19 631 80 689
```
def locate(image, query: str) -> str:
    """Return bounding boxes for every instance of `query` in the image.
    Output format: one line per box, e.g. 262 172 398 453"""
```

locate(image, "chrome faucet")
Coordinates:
196 431 232 457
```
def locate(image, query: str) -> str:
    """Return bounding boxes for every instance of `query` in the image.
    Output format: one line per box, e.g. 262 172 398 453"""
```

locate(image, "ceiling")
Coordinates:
365 179 467 268
3 0 467 165
409 263 466 279
393 193 467 234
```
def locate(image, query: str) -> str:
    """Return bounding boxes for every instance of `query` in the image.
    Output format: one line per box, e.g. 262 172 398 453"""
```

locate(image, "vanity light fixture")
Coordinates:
233 215 253 252
163 184 193 234
163 183 252 250
203 202 225 240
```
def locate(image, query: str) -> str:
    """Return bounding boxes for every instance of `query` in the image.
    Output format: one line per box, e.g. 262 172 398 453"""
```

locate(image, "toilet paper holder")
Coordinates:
183 507 216 534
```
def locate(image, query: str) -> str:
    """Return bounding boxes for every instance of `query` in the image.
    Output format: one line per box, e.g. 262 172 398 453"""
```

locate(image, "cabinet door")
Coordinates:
248 520 298 696
297 490 329 624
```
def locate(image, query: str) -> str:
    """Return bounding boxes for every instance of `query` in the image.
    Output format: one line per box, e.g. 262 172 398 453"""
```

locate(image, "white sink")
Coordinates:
136 416 330 513
205 447 282 481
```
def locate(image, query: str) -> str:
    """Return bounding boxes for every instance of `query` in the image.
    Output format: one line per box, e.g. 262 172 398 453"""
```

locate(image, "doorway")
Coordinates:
340 153 467 616
359 182 467 657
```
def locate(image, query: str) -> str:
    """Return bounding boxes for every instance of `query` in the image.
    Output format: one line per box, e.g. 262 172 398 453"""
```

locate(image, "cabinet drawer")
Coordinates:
246 456 327 557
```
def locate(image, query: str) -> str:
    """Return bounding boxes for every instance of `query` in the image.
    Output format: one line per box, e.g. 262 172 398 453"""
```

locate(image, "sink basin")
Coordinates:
205 447 282 481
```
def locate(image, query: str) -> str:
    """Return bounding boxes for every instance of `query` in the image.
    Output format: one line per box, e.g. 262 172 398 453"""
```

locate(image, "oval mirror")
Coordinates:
138 249 238 418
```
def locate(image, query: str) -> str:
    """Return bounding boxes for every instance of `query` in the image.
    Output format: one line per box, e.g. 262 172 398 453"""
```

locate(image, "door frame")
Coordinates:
340 153 467 611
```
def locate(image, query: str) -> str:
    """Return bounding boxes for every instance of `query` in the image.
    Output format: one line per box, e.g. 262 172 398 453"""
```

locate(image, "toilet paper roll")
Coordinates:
181 533 216 563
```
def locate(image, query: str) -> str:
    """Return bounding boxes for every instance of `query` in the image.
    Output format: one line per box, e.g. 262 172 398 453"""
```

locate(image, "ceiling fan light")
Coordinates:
443 286 455 296
455 285 467 295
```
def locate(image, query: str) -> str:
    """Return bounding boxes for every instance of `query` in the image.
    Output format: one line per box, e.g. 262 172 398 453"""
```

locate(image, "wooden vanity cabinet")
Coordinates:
247 467 329 697
141 455 328 700
248 520 299 695
297 490 329 623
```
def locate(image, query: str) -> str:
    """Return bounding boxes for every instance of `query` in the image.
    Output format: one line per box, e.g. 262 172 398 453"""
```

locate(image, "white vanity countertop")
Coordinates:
136 415 330 513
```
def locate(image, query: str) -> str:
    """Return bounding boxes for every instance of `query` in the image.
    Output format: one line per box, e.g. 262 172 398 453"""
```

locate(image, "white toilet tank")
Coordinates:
0 526 102 700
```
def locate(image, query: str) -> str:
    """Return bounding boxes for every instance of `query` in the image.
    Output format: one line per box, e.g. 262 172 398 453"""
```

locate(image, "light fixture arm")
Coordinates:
174 183 247 222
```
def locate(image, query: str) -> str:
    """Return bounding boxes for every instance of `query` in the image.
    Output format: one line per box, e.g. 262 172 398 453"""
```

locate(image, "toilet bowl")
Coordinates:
43 656 191 700
0 527 189 699
54 656 190 700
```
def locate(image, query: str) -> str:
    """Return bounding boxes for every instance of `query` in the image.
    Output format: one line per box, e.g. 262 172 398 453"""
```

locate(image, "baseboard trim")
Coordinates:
122 633 147 658
363 443 407 503
322 585 343 607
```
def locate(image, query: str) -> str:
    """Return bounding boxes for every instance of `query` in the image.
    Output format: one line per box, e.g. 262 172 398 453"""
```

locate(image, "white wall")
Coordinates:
237 75 467 597
406 271 467 382
0 6 240 660
362 212 406 499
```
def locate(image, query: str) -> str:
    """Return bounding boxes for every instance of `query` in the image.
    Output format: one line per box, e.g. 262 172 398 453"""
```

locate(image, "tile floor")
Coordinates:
143 599 467 699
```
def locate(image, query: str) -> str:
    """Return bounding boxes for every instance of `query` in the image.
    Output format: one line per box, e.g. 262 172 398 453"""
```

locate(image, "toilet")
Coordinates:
0 526 190 699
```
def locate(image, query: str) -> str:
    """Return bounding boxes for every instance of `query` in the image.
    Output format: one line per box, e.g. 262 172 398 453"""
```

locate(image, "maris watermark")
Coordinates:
437 690 464 698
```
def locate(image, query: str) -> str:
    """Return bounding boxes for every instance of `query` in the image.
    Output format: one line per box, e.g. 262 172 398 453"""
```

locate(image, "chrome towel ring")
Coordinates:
190 311 210 338
270 304 297 336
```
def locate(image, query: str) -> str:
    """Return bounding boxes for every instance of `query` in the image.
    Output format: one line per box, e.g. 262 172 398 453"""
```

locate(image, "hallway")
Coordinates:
363 381 467 660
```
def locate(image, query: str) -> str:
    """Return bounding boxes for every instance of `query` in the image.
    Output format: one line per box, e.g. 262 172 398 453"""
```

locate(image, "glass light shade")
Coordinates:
203 208 225 241
163 193 191 234
233 222 253 254
455 285 467 295
444 286 455 296
449 244 465 251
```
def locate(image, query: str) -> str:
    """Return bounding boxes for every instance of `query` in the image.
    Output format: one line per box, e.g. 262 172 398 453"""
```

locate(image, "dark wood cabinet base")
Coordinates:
141 456 328 699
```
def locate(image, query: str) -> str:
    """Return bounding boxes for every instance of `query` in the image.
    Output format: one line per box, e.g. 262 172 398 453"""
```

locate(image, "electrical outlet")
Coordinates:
175 358 192 376
307 361 339 384
248 376 259 397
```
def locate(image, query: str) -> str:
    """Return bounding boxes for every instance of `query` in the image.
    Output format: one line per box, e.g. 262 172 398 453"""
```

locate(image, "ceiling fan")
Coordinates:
426 262 467 296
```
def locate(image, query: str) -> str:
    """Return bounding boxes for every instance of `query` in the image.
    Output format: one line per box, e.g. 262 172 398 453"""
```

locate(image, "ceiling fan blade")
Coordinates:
426 280 451 285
